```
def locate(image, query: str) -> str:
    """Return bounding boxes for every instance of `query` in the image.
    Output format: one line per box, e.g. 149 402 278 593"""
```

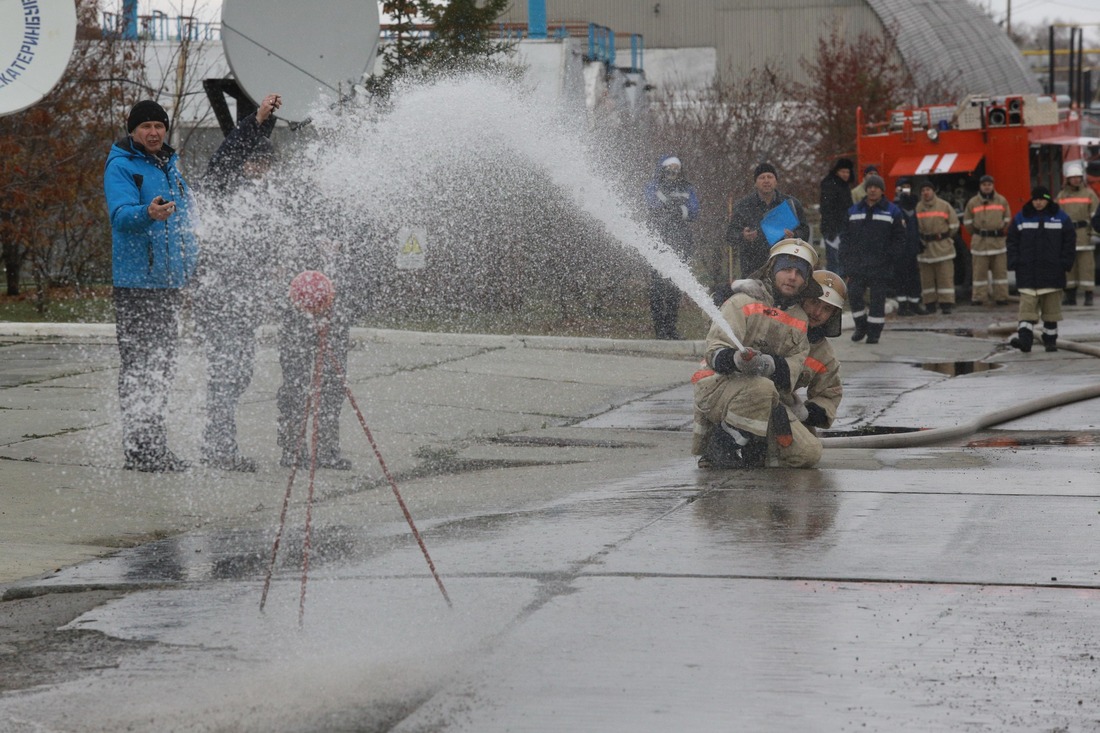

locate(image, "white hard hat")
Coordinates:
1064 160 1085 179
813 270 847 309
768 238 818 270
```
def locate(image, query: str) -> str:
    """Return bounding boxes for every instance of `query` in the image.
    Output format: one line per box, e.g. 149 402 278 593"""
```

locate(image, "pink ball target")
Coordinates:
289 270 335 315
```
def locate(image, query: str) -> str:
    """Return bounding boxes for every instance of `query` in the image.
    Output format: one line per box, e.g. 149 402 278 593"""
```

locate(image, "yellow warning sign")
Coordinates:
396 226 428 270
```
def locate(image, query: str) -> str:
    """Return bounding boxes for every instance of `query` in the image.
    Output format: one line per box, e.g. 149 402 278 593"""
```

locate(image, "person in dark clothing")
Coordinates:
1006 186 1076 352
891 177 928 316
724 163 809 296
193 93 282 471
819 158 854 276
841 174 906 344
643 155 700 339
104 99 199 473
276 205 376 471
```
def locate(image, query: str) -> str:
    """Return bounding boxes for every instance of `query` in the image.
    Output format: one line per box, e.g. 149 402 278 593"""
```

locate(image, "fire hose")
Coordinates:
821 326 1100 449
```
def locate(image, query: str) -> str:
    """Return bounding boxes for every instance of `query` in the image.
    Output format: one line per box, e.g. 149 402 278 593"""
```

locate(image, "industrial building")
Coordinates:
499 0 1041 96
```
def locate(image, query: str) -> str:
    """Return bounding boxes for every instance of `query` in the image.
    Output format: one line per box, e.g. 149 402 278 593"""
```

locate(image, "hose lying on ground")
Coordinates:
822 324 1100 449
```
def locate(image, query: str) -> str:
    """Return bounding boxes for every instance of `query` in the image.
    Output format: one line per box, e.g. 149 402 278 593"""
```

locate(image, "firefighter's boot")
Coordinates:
1042 321 1059 352
1009 321 1035 353
851 315 867 342
865 321 884 345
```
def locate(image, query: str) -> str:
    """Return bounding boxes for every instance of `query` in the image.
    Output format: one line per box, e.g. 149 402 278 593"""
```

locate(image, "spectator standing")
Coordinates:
963 174 1012 306
842 173 906 344
692 239 822 469
1006 186 1076 352
892 177 928 315
1055 160 1099 306
276 206 375 471
914 179 960 314
850 164 879 205
193 93 282 471
725 163 810 283
819 157 854 276
643 155 700 339
103 100 199 472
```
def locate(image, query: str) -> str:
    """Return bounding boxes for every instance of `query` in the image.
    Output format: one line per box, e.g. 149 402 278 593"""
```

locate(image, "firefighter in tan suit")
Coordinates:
915 179 960 314
693 239 821 469
1056 160 1100 306
963 174 1012 306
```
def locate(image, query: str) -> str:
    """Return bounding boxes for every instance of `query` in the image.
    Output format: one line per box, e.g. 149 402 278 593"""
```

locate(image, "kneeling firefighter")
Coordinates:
692 239 822 468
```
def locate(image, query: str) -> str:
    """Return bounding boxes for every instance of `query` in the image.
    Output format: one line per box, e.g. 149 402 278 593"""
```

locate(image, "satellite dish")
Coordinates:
0 0 77 116
221 1 380 123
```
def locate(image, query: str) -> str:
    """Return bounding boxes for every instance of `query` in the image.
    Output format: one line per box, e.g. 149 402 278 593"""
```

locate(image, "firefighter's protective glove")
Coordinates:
791 390 810 422
734 348 775 377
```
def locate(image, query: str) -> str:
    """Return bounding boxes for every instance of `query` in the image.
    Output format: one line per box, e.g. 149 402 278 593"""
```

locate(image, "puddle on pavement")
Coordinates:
919 360 1003 376
820 426 923 438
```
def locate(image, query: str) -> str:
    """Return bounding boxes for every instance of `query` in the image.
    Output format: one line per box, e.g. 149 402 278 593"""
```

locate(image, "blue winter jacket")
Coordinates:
1006 200 1075 290
104 137 198 288
841 197 906 279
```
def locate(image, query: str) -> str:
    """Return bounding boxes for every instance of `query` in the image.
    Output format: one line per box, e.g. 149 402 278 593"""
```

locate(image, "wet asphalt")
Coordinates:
1 304 1099 732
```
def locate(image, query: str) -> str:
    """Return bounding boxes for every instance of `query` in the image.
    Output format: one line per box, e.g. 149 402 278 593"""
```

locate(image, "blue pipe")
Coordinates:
528 0 547 39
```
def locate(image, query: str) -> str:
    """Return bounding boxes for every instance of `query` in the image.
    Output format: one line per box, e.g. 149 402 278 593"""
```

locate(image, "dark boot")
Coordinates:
897 301 913 317
1085 291 1094 307
771 404 793 449
851 316 867 342
1062 288 1077 306
1042 322 1058 352
911 301 930 316
939 303 953 315
740 435 768 468
1009 322 1034 353
699 426 745 469
865 321 884 345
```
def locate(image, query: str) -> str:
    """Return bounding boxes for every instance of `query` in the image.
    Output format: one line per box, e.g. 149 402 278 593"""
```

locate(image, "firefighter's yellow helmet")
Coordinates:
813 270 847 309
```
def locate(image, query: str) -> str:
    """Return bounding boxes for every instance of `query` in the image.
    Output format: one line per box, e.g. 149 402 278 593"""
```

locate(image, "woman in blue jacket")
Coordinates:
103 100 198 472
1006 186 1076 352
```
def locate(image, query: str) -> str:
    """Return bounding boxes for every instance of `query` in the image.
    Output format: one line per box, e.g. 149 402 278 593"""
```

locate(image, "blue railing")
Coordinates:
101 11 220 41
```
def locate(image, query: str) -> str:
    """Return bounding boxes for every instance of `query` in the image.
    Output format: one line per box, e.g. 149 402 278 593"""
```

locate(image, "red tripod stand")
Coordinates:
260 272 451 624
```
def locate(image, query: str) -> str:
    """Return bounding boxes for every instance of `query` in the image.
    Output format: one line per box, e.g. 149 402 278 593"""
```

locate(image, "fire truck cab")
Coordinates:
856 94 1098 290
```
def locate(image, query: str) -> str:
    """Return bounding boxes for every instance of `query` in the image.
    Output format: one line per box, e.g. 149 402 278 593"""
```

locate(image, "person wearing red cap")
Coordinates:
103 99 198 472
1006 186 1076 352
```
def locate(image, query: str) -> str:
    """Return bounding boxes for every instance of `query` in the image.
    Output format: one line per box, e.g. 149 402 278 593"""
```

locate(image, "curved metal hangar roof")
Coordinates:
867 0 1041 95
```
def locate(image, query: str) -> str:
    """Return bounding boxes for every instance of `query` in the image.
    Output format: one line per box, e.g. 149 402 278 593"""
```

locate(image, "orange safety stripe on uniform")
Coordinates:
740 301 808 332
1057 196 1094 205
691 368 716 383
917 210 950 220
804 356 827 374
972 204 1007 213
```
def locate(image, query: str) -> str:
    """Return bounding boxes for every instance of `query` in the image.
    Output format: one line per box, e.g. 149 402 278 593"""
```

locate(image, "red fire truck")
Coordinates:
856 94 1100 286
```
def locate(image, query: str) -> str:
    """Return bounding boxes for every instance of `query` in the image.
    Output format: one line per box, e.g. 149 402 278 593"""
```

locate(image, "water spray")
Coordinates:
261 271 451 623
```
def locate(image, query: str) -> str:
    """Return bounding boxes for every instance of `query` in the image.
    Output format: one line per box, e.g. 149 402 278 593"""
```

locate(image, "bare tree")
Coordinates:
644 62 816 289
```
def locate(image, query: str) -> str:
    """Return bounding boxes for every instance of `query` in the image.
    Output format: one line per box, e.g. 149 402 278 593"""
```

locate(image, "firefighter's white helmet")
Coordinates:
1064 160 1085 179
768 238 818 270
813 270 847 309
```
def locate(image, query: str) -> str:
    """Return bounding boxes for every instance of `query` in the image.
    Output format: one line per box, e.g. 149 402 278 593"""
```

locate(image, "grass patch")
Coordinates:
0 287 114 323
0 287 714 340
